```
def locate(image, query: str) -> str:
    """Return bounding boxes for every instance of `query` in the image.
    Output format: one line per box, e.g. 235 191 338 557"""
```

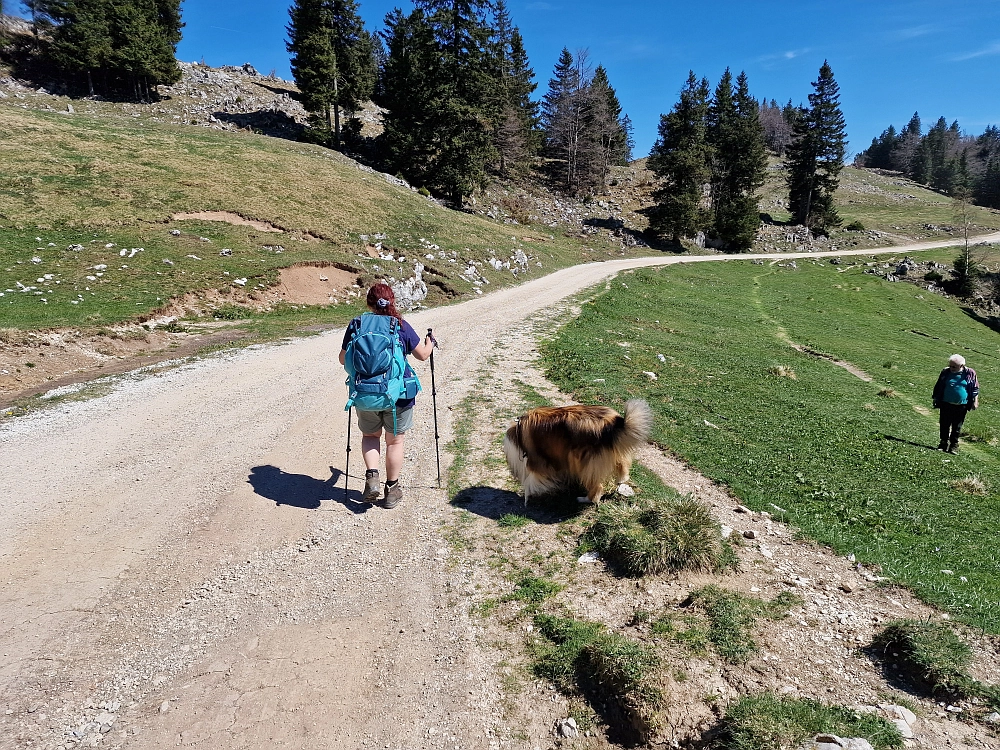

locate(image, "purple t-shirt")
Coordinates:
342 315 421 409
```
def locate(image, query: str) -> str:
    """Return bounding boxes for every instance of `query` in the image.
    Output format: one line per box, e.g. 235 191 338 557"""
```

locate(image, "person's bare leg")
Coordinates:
385 431 405 481
362 432 382 470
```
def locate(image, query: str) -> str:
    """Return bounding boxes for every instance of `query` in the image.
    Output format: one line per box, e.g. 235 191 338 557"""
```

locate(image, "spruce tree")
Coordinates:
287 0 375 149
708 69 766 251
542 47 586 192
379 0 495 204
489 1 538 174
589 65 630 185
785 60 847 233
648 71 712 243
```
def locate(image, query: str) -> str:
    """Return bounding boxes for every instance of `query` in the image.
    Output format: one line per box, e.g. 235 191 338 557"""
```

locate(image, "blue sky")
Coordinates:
20 0 1000 157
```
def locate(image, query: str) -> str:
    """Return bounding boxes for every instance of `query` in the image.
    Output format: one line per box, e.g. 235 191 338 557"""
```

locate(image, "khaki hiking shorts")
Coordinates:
357 406 414 436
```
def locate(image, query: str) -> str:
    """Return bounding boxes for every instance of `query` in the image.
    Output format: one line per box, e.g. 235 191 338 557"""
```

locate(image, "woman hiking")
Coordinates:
340 283 434 508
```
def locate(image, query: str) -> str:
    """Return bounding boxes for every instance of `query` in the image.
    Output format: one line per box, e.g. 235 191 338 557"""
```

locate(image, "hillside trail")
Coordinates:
1 234 999 750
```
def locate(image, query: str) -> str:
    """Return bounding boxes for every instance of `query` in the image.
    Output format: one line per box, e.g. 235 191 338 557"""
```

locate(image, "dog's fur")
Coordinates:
503 399 653 504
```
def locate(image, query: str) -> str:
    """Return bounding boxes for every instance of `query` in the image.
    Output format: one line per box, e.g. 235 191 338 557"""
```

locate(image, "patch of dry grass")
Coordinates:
768 365 796 380
948 474 989 496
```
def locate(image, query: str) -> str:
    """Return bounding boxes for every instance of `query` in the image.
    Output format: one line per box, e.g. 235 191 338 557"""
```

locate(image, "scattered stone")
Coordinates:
720 525 733 539
67 244 85 252
840 581 857 593
219 248 232 256
734 505 753 514
577 551 600 564
742 529 757 539
984 711 1000 724
798 736 874 750
642 370 658 381
158 701 170 714
170 229 181 236
616 483 635 497
555 717 578 738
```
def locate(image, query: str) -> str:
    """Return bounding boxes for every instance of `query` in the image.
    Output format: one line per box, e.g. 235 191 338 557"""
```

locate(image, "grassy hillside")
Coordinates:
543 256 1000 633
0 105 642 330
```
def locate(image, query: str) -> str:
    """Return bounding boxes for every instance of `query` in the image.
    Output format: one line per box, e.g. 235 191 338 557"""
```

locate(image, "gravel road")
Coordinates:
2 234 998 750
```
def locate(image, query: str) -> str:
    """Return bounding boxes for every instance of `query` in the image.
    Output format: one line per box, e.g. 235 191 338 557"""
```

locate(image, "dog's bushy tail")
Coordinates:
621 399 653 448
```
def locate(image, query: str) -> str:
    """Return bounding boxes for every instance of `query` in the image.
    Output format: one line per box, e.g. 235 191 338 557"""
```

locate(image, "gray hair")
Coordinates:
949 354 966 367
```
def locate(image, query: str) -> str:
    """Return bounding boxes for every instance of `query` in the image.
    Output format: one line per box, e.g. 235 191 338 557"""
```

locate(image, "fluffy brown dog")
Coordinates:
503 399 653 505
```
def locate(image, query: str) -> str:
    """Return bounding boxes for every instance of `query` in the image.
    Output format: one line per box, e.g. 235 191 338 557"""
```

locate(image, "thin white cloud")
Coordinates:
755 48 811 64
525 1 556 9
890 24 936 41
953 40 1000 61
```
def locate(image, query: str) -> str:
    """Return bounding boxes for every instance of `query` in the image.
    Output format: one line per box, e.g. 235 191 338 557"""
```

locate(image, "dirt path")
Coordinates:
2 239 999 750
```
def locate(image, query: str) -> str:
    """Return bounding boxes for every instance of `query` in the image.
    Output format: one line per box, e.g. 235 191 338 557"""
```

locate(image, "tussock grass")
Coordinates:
948 474 989 496
505 571 562 606
584 465 733 577
531 614 663 744
767 365 796 380
877 387 896 398
687 586 800 664
717 693 904 750
871 620 1000 708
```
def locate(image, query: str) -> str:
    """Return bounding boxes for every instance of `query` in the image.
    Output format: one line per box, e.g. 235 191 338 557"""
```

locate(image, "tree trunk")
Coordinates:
326 104 334 149
87 70 94 97
333 76 341 150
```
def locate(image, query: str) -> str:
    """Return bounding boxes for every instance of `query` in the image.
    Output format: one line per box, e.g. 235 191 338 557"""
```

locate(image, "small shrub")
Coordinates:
719 693 903 750
498 513 531 528
924 270 944 283
845 220 866 231
877 388 896 398
948 474 989 496
586 495 729 577
212 304 254 320
418 186 432 197
767 365 797 380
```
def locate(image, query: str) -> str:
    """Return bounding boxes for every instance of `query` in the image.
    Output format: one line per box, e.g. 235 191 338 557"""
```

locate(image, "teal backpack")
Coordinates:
344 313 421 426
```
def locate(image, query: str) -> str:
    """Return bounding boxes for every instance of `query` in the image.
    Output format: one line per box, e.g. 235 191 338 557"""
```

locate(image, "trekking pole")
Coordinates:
428 328 441 487
345 406 352 498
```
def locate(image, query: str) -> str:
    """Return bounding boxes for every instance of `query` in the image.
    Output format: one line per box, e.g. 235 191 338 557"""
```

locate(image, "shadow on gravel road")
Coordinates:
452 484 590 524
248 464 371 513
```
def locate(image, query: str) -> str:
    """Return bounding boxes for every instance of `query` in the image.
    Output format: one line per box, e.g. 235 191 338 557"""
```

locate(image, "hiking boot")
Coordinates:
382 481 403 509
947 441 959 454
363 470 381 503
937 441 948 451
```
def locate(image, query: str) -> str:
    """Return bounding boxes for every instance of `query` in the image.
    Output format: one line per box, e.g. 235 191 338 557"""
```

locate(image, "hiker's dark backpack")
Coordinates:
344 313 421 419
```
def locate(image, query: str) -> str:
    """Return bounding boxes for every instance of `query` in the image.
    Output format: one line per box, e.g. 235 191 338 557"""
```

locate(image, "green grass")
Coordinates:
872 620 1000 709
531 613 663 743
504 571 563 606
542 258 1000 632
688 586 800 664
498 513 532 528
584 465 734 577
717 693 904 750
0 106 651 332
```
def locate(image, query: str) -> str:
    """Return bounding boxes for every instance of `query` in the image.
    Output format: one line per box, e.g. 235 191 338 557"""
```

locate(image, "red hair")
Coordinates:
366 283 403 321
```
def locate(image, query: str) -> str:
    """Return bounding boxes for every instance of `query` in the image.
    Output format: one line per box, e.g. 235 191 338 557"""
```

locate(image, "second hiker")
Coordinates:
340 283 434 508
932 354 980 454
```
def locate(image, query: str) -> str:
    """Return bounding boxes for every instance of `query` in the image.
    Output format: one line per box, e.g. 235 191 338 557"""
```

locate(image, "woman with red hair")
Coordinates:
339 283 434 508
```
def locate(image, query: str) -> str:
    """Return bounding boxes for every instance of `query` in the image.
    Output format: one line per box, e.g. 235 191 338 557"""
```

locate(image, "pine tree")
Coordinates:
589 65 630 185
708 70 766 251
648 71 712 243
287 0 375 149
542 47 586 192
489 1 538 175
38 0 181 98
785 60 847 233
379 0 495 204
